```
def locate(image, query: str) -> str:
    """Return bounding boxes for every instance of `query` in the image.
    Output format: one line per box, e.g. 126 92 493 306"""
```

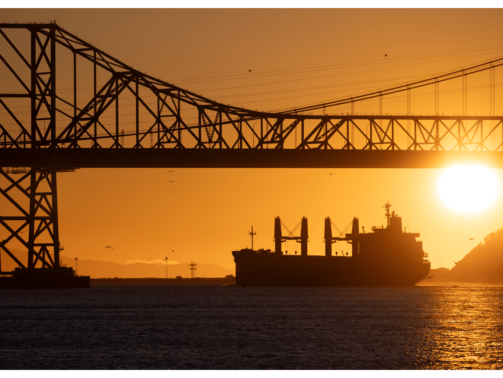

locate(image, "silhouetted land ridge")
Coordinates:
447 227 503 283
423 227 503 284
1 250 233 278
92 277 235 284
59 257 232 279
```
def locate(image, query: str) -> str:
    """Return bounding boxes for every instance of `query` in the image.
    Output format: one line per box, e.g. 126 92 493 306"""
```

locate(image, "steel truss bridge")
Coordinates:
0 22 502 273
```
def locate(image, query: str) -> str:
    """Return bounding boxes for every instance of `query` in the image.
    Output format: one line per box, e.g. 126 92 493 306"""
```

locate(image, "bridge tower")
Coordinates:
0 23 64 274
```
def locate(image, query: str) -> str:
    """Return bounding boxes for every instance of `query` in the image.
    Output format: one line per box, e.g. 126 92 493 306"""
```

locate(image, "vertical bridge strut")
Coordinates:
0 168 60 272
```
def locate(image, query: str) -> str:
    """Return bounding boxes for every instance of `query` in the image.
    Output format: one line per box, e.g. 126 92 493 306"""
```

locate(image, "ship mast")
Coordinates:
383 201 392 227
249 226 257 251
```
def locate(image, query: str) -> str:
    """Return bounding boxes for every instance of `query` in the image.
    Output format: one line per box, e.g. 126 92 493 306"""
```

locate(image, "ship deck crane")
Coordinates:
274 217 309 256
325 217 360 257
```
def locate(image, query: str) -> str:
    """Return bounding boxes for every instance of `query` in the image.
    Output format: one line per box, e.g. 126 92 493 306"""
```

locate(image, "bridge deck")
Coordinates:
1 150 502 168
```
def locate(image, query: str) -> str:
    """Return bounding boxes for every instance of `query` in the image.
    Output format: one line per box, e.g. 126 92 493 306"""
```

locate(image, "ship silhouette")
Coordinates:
232 202 430 286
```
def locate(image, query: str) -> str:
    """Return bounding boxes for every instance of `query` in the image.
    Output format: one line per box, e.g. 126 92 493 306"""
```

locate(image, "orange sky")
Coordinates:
1 9 503 273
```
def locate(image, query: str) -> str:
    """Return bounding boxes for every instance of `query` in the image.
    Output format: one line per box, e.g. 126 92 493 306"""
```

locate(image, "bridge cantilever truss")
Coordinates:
1 23 503 162
0 22 502 272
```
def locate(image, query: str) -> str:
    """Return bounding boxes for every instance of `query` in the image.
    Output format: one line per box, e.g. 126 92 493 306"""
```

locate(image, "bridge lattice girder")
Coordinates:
0 23 502 161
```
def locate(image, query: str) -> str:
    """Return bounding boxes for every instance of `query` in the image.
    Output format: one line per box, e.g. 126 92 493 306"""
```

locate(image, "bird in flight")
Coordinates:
468 238 474 241
426 276 434 279
167 181 175 183
167 170 175 173
105 246 113 249
328 173 335 176
453 260 459 264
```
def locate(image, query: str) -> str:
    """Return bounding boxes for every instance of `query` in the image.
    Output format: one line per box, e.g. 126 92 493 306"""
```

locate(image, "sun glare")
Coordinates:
438 165 500 213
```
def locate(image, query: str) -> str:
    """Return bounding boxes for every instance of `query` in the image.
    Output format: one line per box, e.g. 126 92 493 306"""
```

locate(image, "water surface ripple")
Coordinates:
0 283 502 369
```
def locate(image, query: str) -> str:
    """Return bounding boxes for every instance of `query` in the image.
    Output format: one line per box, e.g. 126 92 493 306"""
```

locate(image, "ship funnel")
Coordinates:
352 217 359 258
274 217 282 254
324 217 332 257
300 217 308 256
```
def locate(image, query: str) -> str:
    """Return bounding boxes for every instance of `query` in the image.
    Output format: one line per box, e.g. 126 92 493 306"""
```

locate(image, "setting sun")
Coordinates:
438 165 500 213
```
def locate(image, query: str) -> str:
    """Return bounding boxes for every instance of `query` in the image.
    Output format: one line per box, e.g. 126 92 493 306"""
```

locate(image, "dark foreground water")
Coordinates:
1 282 503 369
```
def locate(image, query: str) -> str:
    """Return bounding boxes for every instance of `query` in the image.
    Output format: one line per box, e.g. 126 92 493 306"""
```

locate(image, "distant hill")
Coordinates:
0 249 233 278
448 227 503 283
60 257 233 279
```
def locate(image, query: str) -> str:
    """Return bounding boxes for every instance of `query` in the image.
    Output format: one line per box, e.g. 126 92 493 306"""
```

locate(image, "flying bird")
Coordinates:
385 54 387 57
426 276 434 279
328 173 335 176
105 246 113 249
453 260 459 264
167 181 175 183
468 238 474 241
167 170 175 173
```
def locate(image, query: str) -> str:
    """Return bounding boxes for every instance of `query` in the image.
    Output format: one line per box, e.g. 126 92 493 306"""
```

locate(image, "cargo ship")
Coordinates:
232 202 430 286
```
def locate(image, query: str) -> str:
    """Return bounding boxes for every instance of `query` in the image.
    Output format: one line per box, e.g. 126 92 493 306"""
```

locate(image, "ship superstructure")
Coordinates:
232 202 430 286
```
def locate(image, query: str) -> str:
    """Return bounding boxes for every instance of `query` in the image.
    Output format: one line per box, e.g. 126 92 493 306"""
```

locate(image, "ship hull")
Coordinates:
235 255 430 287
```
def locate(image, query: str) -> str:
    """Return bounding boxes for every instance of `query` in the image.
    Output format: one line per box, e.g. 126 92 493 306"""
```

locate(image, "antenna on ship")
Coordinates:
249 226 257 251
383 201 392 227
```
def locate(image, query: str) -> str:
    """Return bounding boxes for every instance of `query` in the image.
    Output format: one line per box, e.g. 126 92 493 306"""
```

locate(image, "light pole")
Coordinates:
75 257 78 275
165 257 168 279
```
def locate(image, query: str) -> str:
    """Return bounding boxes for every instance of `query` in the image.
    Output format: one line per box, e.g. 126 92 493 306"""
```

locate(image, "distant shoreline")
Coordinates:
91 277 235 284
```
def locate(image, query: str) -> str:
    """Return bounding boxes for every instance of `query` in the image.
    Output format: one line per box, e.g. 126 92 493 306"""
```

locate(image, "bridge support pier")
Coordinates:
0 167 60 273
